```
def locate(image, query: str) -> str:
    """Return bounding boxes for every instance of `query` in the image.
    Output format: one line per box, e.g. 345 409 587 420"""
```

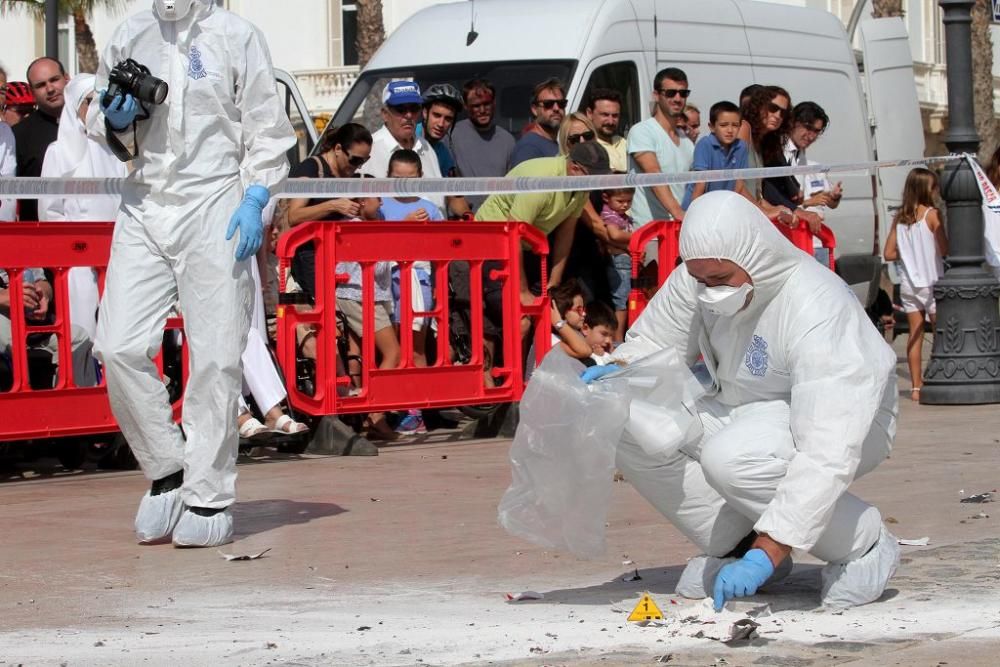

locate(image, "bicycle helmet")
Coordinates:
422 83 463 113
3 81 34 107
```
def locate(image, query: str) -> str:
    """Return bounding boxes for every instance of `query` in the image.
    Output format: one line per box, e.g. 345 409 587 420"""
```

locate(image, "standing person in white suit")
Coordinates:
93 0 295 547
39 74 128 340
584 191 900 610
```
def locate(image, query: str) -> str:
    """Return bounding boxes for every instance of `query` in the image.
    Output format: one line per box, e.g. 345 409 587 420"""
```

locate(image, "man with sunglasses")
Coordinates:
510 78 567 168
585 88 627 173
449 78 516 212
360 81 445 213
627 67 695 226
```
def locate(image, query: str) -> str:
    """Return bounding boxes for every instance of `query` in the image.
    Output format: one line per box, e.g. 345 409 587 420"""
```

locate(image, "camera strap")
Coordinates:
105 101 151 163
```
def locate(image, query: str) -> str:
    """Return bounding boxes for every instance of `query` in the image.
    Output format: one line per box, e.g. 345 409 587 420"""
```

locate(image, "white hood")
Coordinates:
679 190 805 315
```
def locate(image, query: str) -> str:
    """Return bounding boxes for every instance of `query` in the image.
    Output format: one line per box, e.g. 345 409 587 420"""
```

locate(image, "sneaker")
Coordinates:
395 410 427 434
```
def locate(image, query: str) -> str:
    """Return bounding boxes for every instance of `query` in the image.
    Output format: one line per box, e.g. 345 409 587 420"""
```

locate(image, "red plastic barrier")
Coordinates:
0 222 187 441
627 219 682 326
772 219 837 270
275 220 550 416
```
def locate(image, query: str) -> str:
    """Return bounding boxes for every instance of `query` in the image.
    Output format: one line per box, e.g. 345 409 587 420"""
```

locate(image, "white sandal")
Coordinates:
270 414 309 434
238 415 269 440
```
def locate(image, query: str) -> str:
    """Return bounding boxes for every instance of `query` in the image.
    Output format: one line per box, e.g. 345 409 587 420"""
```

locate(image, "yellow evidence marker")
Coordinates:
627 592 664 621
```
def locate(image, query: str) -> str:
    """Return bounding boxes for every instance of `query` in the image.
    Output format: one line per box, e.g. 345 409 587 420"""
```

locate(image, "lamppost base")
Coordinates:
920 381 1000 405
921 271 1000 405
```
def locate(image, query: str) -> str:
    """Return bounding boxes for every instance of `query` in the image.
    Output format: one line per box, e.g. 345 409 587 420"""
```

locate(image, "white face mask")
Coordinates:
154 0 194 21
698 283 753 316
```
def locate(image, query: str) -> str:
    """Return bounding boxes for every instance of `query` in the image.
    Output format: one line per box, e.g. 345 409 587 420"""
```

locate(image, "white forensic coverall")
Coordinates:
0 121 15 221
93 0 295 509
39 74 127 340
612 191 898 605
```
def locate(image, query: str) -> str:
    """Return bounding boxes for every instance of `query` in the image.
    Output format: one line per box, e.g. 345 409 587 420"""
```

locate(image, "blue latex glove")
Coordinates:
712 548 775 611
226 185 269 261
580 364 619 384
100 90 138 130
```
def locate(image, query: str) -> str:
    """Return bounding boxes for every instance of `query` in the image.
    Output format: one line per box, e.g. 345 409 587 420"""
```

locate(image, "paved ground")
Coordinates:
2 340 1000 667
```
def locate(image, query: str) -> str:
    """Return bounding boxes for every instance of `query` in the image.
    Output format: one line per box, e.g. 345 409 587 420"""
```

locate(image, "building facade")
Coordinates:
0 0 995 153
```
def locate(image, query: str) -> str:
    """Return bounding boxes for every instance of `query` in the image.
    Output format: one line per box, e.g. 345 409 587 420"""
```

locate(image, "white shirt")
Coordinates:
360 125 444 210
896 208 943 290
0 122 16 221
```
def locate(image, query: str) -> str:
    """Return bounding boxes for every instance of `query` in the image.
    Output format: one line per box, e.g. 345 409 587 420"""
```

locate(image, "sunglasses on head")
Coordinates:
567 130 595 146
389 103 422 116
535 98 568 110
767 102 789 116
657 88 691 99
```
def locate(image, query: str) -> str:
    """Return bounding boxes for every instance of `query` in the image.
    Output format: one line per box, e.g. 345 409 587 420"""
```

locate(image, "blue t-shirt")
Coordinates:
681 134 748 210
510 131 559 168
379 196 444 222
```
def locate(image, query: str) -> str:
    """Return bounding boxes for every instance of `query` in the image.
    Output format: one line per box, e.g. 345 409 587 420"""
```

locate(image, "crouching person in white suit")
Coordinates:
585 191 899 610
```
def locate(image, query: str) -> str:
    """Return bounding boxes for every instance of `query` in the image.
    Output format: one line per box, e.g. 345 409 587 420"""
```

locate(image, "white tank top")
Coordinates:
896 208 944 289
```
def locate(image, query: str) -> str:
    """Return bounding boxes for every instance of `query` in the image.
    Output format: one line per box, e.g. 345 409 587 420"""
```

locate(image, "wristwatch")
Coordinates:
554 319 566 330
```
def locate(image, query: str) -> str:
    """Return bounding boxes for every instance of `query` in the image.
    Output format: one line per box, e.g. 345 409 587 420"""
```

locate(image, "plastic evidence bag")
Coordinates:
498 346 705 559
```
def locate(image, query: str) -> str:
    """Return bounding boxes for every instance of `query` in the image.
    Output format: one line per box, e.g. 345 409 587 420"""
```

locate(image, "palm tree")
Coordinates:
971 0 998 159
355 0 385 129
871 0 903 18
0 0 129 74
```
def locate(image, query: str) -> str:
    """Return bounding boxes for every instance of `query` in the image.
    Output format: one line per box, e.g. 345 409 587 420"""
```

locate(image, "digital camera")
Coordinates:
101 58 168 108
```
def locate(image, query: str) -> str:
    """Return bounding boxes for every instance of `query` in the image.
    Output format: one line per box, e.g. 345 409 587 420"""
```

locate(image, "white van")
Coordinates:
324 0 925 305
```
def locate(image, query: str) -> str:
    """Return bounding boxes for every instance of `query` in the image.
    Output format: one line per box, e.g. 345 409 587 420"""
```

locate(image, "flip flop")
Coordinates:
270 414 309 434
238 415 270 441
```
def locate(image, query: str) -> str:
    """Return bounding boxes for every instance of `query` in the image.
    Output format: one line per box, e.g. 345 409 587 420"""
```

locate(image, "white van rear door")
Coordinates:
858 18 926 252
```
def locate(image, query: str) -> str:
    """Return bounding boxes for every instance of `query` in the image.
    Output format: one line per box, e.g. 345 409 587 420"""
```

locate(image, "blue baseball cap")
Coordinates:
383 81 423 107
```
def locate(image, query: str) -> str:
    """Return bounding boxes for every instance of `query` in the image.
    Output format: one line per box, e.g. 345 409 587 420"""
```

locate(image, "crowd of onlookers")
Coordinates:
5 54 1000 442
271 66 852 436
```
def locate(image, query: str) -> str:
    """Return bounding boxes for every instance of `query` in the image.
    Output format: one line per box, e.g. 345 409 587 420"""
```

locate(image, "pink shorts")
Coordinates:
900 285 935 315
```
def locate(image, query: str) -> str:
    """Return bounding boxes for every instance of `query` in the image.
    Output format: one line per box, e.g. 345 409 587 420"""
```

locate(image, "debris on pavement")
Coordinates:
898 536 931 546
960 491 994 504
505 591 544 602
683 599 771 642
623 569 642 582
218 548 271 561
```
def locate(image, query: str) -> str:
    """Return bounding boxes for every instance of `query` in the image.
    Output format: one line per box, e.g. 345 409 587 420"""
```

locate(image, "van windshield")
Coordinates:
327 60 576 144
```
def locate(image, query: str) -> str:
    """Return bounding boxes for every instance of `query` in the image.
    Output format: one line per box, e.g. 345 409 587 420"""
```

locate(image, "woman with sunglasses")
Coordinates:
287 123 373 302
556 112 598 156
556 112 615 309
737 86 796 225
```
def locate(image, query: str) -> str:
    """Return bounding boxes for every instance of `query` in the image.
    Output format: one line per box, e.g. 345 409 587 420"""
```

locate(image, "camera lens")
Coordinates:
135 74 168 105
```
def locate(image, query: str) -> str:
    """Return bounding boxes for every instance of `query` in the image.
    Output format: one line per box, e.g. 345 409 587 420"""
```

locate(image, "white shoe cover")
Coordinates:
135 488 185 544
821 524 900 609
676 553 794 599
675 555 737 599
171 508 234 547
